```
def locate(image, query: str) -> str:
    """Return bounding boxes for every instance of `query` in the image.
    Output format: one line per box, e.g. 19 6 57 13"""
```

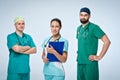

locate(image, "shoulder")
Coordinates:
24 33 34 40
60 37 69 50
42 36 52 43
89 22 100 28
77 25 81 28
59 37 68 43
41 36 52 46
7 32 16 38
89 22 102 31
76 25 81 30
24 33 31 37
45 36 52 41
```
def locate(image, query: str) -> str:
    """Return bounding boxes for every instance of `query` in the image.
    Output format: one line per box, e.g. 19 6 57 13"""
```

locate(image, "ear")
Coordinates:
89 15 91 18
14 23 16 26
60 26 62 29
14 23 17 28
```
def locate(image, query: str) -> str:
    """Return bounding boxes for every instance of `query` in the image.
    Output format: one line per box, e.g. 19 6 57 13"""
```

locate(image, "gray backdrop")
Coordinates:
0 0 120 80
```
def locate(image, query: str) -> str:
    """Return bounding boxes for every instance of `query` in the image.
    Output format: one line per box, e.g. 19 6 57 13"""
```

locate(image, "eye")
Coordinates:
84 14 88 17
80 14 83 16
51 25 54 28
18 23 21 25
22 23 25 25
56 26 59 28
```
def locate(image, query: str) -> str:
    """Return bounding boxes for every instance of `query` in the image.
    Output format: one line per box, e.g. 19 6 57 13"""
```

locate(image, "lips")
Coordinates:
81 19 86 21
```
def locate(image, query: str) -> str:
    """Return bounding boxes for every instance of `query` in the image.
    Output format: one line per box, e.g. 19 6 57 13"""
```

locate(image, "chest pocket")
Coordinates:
18 36 30 46
22 36 30 46
77 26 89 39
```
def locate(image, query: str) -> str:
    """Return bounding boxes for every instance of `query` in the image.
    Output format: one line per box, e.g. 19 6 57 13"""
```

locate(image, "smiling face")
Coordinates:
50 20 61 36
14 20 25 32
80 12 90 24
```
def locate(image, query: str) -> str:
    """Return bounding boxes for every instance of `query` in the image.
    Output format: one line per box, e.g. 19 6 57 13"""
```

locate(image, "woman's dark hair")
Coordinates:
50 18 62 27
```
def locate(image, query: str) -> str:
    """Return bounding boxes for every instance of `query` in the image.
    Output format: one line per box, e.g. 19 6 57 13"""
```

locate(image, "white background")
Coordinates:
0 0 120 80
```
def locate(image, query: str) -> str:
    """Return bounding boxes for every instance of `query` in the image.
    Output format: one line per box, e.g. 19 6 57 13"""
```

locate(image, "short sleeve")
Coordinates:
7 34 18 49
63 39 69 53
94 26 105 39
76 26 81 39
41 37 50 49
28 36 36 48
41 40 46 48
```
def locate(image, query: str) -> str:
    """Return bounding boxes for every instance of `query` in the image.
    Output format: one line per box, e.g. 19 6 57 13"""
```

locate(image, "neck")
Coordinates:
82 21 89 27
15 30 23 37
52 33 61 41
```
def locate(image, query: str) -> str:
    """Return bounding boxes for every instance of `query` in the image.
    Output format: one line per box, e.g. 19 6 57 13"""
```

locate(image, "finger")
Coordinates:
89 55 93 59
50 44 55 48
44 59 49 63
89 57 93 61
89 56 95 61
49 45 52 48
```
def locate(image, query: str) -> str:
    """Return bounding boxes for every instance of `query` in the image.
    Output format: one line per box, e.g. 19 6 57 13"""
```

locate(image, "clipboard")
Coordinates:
47 41 64 62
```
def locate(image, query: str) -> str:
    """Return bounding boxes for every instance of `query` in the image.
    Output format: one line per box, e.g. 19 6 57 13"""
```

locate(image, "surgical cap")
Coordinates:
80 7 91 15
14 16 24 23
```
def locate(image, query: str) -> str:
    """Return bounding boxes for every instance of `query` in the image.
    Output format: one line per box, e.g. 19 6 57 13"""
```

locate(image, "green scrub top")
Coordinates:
76 22 105 64
7 32 36 73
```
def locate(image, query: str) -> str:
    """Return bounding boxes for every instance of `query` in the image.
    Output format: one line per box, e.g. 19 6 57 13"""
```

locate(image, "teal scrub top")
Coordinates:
76 22 105 64
41 36 69 76
41 36 68 52
7 32 36 73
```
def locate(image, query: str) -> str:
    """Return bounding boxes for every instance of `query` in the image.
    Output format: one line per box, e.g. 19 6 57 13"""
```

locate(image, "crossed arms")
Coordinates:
12 45 36 54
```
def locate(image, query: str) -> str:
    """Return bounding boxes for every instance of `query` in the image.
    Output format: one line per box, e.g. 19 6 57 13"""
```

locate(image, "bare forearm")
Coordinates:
99 40 111 59
24 47 37 54
46 47 67 62
42 50 49 63
12 45 31 53
42 50 45 59
53 51 67 62
89 35 111 61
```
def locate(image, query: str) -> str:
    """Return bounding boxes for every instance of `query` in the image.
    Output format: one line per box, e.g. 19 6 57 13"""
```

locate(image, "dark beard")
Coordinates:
80 19 89 24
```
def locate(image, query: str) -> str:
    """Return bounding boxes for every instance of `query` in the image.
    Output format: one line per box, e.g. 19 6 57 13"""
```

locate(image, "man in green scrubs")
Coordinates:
7 16 37 80
76 7 111 80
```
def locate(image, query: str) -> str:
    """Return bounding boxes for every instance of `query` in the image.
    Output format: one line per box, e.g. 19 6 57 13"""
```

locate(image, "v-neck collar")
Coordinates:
14 32 25 38
81 22 90 30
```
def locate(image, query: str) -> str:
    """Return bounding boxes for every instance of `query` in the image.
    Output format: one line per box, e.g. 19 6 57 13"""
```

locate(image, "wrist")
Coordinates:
97 55 102 60
53 50 57 55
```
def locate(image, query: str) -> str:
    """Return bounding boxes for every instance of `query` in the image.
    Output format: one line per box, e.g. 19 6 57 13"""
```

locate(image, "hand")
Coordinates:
42 57 49 63
89 55 101 61
46 45 56 54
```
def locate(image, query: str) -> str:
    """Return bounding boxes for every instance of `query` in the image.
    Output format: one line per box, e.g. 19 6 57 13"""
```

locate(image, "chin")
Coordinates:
53 34 57 36
19 29 24 32
52 32 57 35
53 33 58 36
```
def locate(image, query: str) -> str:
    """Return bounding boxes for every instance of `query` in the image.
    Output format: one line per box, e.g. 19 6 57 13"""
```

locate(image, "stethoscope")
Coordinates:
15 32 28 45
44 35 61 47
77 23 89 39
